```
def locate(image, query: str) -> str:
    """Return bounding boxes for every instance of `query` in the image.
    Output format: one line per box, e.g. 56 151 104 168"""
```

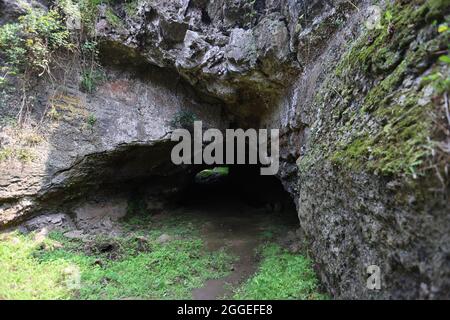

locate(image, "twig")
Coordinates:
444 92 450 127
331 86 344 101
433 164 446 191
346 1 360 11
17 80 27 126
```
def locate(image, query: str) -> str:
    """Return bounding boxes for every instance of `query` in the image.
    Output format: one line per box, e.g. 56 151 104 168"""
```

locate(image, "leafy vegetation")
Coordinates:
0 8 71 80
0 0 111 127
80 69 106 93
86 113 97 127
0 127 41 163
124 0 140 17
0 0 121 120
105 7 124 29
233 244 326 300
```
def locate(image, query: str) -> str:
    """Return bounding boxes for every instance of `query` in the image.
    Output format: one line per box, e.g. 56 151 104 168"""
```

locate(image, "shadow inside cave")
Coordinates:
178 164 297 219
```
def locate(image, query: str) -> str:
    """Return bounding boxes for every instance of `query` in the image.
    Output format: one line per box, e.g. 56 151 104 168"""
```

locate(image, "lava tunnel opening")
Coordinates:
175 164 298 225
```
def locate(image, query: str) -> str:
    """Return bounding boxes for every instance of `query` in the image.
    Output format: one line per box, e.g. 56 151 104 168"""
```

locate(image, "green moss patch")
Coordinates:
233 244 326 300
323 0 450 177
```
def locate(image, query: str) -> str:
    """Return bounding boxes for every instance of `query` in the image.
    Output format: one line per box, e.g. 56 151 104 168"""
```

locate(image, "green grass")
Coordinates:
197 167 230 179
0 216 234 300
233 244 326 300
80 69 106 93
0 214 325 300
0 234 74 299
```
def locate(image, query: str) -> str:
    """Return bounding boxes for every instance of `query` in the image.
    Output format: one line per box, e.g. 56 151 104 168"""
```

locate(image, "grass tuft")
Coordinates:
233 244 327 300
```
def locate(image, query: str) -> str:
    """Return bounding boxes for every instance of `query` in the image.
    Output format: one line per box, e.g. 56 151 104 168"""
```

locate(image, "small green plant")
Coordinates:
0 147 34 163
170 110 198 129
47 105 60 120
439 55 450 65
422 20 450 97
124 0 140 17
422 71 450 95
0 147 14 162
384 10 393 24
79 41 104 95
81 40 99 57
86 113 97 127
105 8 124 29
0 9 71 76
334 17 345 28
438 22 448 33
80 69 105 93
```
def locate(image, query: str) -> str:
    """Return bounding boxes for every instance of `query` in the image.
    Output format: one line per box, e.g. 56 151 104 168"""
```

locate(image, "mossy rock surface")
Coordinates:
299 0 450 178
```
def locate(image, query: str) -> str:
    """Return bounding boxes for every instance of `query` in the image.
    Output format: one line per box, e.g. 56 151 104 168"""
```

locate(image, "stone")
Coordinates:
34 227 49 243
24 213 75 232
225 28 257 67
0 0 46 25
157 233 172 244
63 230 86 240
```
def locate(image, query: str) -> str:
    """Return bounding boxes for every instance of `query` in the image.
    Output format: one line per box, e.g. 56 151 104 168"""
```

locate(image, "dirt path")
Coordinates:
182 201 298 300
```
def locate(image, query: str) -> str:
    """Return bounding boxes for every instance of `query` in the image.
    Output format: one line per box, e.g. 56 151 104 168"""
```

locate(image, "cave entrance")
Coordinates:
172 164 299 299
175 163 298 226
17 140 302 300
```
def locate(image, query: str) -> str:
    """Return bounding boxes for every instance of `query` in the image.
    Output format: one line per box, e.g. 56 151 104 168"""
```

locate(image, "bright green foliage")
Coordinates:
422 69 450 95
80 69 106 93
86 113 97 127
0 234 73 299
233 244 326 300
0 24 26 72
